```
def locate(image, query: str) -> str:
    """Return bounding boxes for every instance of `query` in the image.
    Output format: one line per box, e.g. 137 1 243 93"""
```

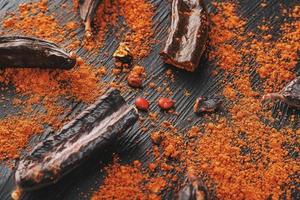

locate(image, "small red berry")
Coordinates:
158 97 175 110
135 97 150 111
127 74 143 88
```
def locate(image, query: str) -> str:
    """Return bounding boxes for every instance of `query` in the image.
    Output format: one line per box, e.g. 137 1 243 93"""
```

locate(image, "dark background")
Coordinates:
0 0 299 199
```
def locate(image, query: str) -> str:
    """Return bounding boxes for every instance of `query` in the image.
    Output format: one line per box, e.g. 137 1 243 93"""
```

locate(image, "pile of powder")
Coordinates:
208 2 245 71
119 0 154 58
0 0 106 160
0 116 42 160
3 0 80 50
91 161 163 200
244 17 300 92
183 2 300 199
94 0 119 47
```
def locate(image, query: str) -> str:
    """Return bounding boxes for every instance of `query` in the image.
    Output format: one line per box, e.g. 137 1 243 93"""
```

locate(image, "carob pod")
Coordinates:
177 176 209 200
193 96 222 114
79 0 102 38
0 36 76 69
160 0 209 72
262 76 300 109
15 89 138 191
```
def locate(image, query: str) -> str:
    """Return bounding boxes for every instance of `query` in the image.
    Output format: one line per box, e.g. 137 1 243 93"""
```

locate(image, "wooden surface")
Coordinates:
0 0 299 199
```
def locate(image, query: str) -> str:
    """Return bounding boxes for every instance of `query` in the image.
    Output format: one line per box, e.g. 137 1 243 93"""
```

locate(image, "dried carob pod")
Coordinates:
193 96 222 114
160 0 209 72
0 36 77 69
15 89 138 191
79 0 102 39
177 176 209 200
262 76 300 109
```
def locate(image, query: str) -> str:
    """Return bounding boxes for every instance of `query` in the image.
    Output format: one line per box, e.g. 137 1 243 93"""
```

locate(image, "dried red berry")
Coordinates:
127 74 143 88
158 97 175 110
127 65 146 88
135 97 150 111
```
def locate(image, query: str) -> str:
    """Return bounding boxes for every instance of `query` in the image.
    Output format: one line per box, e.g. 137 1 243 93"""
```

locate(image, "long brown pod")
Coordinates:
0 36 76 69
177 176 209 200
160 0 209 72
79 0 102 38
15 89 138 191
262 76 300 108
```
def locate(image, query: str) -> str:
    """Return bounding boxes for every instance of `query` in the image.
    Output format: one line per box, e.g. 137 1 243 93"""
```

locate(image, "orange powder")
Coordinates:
0 116 42 160
3 0 80 49
208 2 245 71
236 6 300 92
0 0 106 160
183 2 300 199
0 62 104 160
94 0 119 47
191 74 299 199
91 162 161 200
119 0 154 58
1 63 102 102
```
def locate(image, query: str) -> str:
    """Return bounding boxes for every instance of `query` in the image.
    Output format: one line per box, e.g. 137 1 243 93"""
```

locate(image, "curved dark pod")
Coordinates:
79 0 102 38
15 89 139 191
160 0 209 72
0 36 77 69
263 76 300 109
177 176 209 200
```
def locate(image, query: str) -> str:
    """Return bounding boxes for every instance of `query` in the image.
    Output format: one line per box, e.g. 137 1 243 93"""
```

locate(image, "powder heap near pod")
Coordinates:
0 0 105 160
184 2 300 199
91 161 164 200
119 0 154 58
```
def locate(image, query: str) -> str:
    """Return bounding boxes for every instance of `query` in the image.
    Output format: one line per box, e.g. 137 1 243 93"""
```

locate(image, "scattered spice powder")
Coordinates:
3 0 80 50
0 0 106 160
208 2 245 71
245 18 300 92
0 0 298 199
0 116 42 160
119 0 154 58
91 0 119 50
183 2 300 199
0 62 104 159
91 161 161 200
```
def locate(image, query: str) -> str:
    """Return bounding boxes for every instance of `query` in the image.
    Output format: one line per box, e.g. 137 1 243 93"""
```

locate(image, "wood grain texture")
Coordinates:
0 0 299 199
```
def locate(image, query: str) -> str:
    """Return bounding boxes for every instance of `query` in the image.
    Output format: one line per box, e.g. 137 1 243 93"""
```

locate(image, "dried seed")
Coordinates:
113 42 133 67
127 65 146 88
194 96 222 114
158 97 175 110
135 97 150 111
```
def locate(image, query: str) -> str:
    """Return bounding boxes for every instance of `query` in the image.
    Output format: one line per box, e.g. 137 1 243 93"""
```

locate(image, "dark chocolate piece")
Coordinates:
160 0 209 72
79 0 102 38
193 96 222 114
15 89 138 191
262 76 300 108
0 36 76 69
177 176 209 200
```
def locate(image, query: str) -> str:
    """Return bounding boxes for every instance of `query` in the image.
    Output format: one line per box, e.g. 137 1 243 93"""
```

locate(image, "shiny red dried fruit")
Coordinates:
127 74 143 88
158 98 175 110
135 97 150 111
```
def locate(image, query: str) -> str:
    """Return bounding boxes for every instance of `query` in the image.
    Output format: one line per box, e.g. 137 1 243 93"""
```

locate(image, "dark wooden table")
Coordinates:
0 0 299 199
